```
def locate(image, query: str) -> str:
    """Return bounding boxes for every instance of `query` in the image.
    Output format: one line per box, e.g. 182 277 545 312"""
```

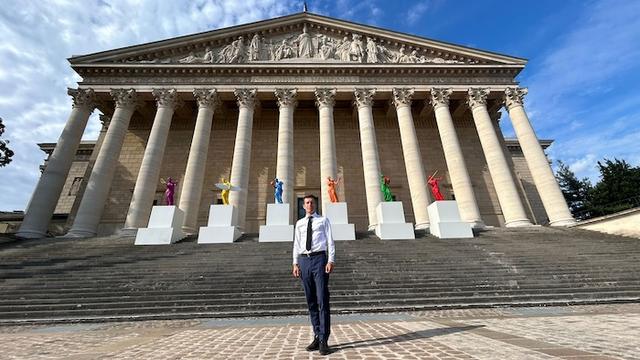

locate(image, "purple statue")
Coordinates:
161 177 178 205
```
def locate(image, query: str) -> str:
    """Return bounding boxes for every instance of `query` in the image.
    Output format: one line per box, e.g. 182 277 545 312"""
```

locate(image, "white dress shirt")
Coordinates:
292 213 335 265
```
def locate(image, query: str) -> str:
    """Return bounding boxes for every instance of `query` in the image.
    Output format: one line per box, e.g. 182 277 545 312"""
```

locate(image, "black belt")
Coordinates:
300 251 326 258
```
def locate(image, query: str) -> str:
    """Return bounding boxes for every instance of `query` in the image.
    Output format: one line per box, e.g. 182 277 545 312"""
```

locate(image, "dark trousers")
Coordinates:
299 253 331 342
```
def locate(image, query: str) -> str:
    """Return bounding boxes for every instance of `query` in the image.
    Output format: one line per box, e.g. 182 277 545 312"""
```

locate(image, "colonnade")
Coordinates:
16 86 575 239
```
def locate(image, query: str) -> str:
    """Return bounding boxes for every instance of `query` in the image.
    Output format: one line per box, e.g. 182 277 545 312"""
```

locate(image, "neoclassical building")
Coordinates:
17 11 574 239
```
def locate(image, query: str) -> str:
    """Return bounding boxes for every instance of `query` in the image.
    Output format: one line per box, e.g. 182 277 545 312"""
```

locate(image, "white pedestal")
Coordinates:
375 202 415 240
427 201 474 238
135 206 186 245
259 203 293 242
198 205 241 244
325 202 355 240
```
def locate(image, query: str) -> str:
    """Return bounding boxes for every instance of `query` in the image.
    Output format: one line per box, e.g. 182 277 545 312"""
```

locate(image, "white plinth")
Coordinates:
325 203 355 240
135 206 186 245
259 203 293 242
427 201 474 238
375 202 415 240
198 205 241 243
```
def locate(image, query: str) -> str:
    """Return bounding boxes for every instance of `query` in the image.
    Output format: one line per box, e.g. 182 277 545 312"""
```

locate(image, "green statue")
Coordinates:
380 174 394 202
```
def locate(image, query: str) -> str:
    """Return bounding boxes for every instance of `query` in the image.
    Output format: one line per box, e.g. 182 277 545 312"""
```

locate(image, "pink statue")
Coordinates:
161 177 178 205
327 176 341 203
427 171 445 201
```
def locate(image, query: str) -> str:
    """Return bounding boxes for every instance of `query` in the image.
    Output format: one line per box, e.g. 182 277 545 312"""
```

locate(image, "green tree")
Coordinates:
589 158 640 216
555 161 592 218
0 117 15 167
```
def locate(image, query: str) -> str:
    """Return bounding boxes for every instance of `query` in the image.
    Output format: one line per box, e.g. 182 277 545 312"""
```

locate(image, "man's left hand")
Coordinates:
325 262 334 274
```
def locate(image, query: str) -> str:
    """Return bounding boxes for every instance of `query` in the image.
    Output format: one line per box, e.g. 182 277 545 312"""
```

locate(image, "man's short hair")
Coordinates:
303 194 317 203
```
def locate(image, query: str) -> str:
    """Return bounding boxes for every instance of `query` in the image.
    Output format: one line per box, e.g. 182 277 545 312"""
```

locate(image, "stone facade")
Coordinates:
17 11 575 239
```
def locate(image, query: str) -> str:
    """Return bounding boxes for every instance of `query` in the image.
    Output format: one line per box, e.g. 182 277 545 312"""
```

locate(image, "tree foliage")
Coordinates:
556 158 640 219
555 161 592 218
0 118 15 167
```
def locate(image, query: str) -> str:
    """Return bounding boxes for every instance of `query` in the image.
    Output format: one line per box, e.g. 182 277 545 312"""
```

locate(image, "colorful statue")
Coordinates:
427 171 445 201
380 174 394 202
270 178 284 204
214 178 240 205
160 177 178 205
327 176 341 203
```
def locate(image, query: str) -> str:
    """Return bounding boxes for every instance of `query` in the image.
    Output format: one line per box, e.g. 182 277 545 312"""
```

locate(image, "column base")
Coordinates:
550 217 577 227
181 226 197 236
505 219 534 227
414 222 430 231
61 229 96 238
15 229 48 239
468 220 487 230
118 227 138 237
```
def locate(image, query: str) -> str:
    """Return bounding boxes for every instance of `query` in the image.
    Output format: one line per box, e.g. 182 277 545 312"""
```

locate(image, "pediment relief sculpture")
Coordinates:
128 23 473 65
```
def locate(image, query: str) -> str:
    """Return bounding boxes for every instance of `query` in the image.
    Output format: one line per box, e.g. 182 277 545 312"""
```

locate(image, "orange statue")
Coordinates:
327 176 340 203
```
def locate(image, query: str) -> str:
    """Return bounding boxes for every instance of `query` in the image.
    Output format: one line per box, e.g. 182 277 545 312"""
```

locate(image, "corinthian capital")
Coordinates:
353 88 376 108
274 88 298 108
392 88 414 108
234 88 257 109
193 89 219 109
110 88 138 109
152 88 183 109
429 88 453 109
315 88 336 108
68 88 96 110
467 88 489 109
504 87 528 109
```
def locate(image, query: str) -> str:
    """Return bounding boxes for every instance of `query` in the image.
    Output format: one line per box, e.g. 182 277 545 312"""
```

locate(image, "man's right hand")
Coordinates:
292 264 300 278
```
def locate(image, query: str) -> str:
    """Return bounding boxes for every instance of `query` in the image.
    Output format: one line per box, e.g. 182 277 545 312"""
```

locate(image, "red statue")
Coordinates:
427 171 445 201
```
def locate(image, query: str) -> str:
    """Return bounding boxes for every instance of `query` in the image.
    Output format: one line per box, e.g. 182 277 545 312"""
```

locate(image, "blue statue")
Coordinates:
270 178 284 204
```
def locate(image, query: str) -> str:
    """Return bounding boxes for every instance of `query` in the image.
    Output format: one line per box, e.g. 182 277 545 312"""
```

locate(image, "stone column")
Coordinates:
122 89 181 233
430 88 485 228
67 89 138 237
354 88 383 231
505 87 576 226
468 88 532 227
274 88 297 222
392 88 431 230
178 89 218 234
315 88 338 215
17 88 96 239
228 89 257 231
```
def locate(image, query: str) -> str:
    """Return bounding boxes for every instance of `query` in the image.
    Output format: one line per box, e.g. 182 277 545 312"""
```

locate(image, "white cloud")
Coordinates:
0 0 298 211
406 3 430 25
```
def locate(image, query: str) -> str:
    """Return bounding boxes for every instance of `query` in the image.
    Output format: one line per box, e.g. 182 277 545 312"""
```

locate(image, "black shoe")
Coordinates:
306 337 319 351
319 340 330 355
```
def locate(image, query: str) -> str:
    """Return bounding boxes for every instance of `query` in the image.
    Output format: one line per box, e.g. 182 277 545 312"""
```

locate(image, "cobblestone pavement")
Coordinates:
0 304 639 359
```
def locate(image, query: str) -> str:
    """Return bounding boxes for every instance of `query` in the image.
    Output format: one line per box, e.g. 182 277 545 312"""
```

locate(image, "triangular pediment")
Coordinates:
69 12 526 66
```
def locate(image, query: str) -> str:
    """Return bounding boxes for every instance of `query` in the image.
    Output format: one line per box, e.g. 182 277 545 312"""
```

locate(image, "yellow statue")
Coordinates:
215 178 238 205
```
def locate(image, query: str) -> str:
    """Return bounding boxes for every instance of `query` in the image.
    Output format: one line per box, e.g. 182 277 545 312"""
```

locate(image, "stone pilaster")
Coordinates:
17 88 96 239
67 89 138 237
228 89 257 231
468 88 532 227
354 88 383 230
179 89 218 234
123 89 181 233
315 88 338 214
430 88 484 228
392 88 430 230
504 87 575 226
274 88 297 222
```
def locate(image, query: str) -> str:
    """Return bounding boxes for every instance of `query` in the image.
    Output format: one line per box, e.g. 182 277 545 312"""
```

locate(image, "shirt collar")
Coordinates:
306 212 318 219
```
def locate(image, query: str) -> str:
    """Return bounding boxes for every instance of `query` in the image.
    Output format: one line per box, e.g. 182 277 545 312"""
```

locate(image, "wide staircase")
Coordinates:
0 227 639 324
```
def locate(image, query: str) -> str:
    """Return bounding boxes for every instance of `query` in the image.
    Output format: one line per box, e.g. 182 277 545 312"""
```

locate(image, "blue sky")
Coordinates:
1 0 639 211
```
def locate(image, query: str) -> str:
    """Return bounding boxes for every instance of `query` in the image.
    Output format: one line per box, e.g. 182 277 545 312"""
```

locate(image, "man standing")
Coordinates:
292 195 335 355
